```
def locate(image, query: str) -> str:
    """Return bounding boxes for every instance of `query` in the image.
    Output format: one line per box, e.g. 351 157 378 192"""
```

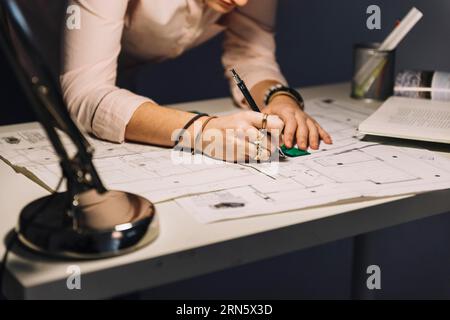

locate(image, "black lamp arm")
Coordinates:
0 0 106 194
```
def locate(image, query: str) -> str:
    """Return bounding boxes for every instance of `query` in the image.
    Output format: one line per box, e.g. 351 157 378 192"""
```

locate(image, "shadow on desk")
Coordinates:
361 135 450 154
2 229 61 268
1 230 47 300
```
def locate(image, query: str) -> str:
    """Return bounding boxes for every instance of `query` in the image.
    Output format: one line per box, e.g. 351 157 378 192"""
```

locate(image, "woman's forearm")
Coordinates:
124 79 285 148
125 102 198 147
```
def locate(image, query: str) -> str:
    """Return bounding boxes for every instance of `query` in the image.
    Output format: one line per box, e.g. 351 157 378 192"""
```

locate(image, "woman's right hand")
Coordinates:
185 111 285 162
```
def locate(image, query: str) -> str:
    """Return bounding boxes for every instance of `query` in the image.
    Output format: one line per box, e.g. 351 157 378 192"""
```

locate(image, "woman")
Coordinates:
61 0 332 162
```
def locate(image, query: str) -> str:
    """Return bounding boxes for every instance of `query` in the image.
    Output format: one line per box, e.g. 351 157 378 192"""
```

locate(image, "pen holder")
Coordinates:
351 43 396 101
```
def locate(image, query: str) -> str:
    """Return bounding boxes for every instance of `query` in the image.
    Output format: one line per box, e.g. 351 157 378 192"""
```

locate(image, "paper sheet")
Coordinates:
0 127 274 202
176 99 450 223
1 99 450 224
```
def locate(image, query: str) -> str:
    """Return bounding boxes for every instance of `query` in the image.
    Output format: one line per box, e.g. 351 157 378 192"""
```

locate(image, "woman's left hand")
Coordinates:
262 95 333 150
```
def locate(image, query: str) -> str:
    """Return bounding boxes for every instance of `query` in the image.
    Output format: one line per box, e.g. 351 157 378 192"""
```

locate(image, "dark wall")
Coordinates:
0 58 34 124
276 0 450 87
133 0 450 104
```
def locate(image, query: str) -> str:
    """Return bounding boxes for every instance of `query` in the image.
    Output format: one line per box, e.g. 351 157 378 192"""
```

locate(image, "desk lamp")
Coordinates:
0 0 159 258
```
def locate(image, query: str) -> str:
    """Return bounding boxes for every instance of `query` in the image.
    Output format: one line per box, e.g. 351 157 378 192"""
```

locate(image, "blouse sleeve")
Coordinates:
221 0 287 108
60 0 153 143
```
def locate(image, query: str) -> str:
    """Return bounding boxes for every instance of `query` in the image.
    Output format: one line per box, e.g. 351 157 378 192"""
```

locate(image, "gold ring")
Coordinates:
261 113 269 130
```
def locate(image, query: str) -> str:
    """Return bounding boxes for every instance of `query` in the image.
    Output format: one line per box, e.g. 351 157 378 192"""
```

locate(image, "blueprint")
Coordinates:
176 99 450 223
0 127 271 202
1 99 450 223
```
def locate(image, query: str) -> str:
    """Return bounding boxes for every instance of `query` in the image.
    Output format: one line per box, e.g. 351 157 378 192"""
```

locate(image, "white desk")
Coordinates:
1 83 450 299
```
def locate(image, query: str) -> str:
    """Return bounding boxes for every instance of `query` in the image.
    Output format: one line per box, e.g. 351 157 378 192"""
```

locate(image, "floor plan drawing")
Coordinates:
1 99 450 223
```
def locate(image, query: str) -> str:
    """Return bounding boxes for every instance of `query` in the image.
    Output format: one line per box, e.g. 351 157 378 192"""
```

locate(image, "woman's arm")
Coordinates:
125 102 195 147
61 0 283 161
126 101 285 164
221 0 332 150
221 0 287 108
61 0 150 143
62 0 204 147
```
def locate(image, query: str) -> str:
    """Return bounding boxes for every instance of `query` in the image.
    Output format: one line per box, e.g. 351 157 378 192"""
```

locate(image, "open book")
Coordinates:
358 96 450 144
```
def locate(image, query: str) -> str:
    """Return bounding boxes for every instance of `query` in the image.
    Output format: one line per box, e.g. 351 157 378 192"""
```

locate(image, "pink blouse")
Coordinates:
60 0 287 143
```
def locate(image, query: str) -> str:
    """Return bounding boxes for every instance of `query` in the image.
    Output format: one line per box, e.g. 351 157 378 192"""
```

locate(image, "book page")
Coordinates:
358 97 450 144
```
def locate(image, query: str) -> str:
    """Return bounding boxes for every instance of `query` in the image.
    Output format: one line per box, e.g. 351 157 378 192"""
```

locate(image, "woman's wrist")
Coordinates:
193 116 217 154
271 94 299 106
178 115 209 149
261 94 298 113
126 102 201 147
264 85 305 110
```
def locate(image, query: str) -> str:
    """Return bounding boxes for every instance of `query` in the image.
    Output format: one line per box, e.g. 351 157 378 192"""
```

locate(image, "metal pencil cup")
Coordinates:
351 43 396 101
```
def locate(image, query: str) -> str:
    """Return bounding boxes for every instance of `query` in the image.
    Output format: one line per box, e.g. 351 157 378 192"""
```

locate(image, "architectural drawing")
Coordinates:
1 99 450 223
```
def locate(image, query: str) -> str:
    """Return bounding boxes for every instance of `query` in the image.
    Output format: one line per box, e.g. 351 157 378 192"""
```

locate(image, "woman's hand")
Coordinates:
262 95 332 150
182 111 284 162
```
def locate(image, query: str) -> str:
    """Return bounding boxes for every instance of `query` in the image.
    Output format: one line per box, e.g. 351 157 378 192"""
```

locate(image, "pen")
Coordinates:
231 69 260 112
230 69 286 158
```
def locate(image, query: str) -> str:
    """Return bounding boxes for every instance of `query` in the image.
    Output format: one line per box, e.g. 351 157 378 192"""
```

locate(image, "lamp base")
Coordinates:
16 191 159 259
